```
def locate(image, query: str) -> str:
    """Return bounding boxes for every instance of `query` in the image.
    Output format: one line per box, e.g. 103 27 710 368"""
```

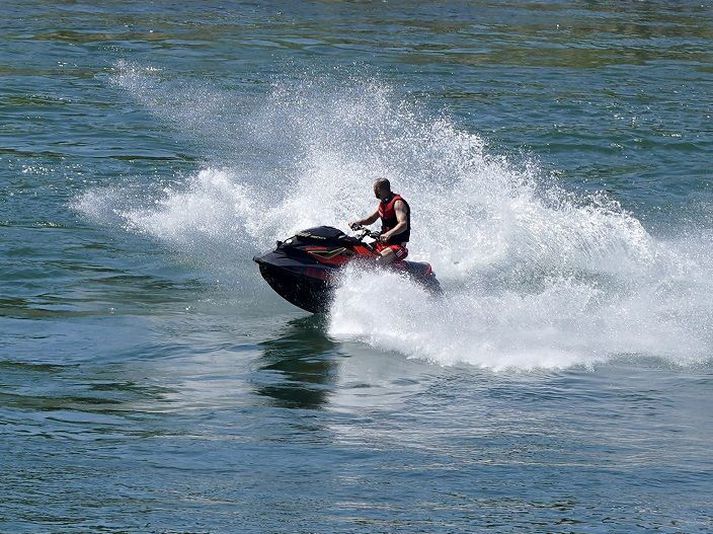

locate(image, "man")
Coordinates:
350 178 410 265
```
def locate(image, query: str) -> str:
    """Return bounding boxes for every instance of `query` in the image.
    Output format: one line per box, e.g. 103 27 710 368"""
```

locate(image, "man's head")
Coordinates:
373 178 392 201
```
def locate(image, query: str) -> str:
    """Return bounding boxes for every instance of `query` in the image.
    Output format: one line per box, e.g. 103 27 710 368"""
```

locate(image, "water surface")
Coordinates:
1 1 712 532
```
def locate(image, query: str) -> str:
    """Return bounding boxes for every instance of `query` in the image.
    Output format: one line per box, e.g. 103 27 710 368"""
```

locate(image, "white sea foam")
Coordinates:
75 62 713 369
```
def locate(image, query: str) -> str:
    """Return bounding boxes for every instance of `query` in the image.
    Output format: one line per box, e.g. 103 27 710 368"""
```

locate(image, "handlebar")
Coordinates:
350 224 381 241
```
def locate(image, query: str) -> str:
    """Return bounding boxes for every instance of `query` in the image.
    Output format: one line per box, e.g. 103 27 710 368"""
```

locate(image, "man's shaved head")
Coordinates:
373 178 391 198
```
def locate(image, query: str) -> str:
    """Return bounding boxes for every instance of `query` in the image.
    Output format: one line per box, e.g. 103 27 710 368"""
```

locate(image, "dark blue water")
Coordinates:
2 1 713 532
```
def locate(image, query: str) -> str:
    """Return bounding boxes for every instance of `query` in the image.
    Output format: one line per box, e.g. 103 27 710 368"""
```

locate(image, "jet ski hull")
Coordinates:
254 252 333 313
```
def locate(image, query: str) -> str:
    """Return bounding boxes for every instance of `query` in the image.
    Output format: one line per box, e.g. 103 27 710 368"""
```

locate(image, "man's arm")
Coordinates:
380 200 408 241
350 208 379 229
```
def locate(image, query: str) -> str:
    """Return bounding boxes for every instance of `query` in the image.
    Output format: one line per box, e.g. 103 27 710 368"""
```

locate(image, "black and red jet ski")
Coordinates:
253 225 441 313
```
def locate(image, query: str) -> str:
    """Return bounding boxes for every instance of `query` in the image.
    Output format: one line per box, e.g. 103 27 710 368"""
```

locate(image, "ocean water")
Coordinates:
2 1 713 532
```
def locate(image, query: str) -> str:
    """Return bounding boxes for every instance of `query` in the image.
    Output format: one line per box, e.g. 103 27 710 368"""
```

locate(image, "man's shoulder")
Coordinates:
394 197 409 209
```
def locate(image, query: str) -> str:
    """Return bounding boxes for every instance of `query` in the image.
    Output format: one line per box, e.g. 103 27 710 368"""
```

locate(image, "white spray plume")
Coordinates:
74 62 713 369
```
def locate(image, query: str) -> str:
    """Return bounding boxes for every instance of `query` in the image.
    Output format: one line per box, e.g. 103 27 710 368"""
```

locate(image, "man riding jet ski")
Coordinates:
349 178 410 265
253 179 440 313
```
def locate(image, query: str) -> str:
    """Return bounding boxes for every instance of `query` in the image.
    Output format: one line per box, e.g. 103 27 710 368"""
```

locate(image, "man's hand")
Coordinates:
349 221 362 231
379 232 391 243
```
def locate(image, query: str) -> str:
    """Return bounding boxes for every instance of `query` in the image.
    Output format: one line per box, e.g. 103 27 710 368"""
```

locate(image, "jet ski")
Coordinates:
253 225 441 313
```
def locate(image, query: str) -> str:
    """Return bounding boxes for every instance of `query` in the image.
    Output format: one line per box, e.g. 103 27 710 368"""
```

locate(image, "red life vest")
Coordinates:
378 193 410 244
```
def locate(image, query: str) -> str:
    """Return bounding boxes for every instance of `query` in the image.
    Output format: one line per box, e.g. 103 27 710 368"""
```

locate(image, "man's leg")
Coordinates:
377 247 397 265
